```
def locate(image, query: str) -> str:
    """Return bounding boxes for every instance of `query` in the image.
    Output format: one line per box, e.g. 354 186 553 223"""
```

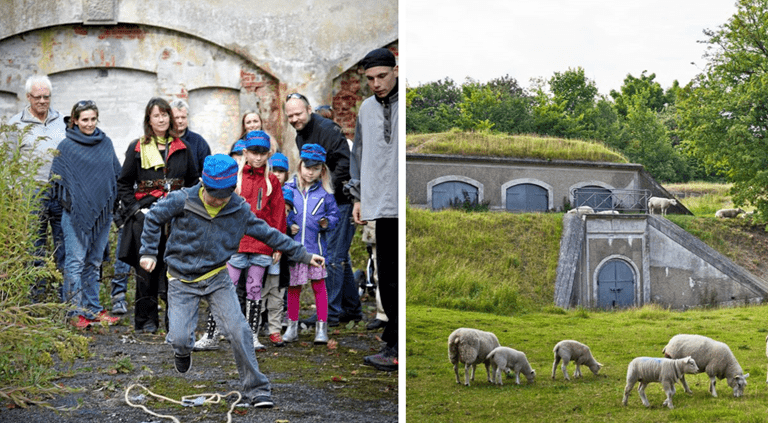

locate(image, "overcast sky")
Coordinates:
405 1 738 95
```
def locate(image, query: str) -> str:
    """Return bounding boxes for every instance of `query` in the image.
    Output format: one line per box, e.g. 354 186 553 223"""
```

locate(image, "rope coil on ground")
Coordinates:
124 383 243 423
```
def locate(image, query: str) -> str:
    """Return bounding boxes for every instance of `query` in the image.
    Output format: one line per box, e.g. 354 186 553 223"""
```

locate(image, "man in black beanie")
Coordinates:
346 47 399 371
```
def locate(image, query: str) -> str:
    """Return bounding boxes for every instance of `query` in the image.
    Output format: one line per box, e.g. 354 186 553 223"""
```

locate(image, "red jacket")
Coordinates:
238 164 286 255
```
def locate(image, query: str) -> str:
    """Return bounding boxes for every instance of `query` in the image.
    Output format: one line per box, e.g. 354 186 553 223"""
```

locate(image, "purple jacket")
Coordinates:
285 176 339 257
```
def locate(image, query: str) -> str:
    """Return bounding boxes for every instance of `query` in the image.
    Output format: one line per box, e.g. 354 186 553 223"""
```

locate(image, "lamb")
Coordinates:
662 334 749 397
448 328 500 386
647 196 678 216
596 210 620 215
715 208 745 218
622 356 698 409
486 346 536 385
567 206 594 216
551 340 603 380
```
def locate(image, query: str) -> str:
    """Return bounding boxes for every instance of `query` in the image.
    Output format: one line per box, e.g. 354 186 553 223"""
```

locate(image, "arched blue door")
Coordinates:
597 259 635 309
574 186 613 212
506 183 548 212
431 181 478 210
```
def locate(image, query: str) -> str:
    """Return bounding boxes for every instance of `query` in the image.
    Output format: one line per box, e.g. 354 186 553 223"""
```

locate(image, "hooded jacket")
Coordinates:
294 113 351 206
237 164 286 255
285 176 339 257
140 182 313 281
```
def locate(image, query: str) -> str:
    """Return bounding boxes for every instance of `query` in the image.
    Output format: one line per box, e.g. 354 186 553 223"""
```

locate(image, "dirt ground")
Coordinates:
0 296 398 423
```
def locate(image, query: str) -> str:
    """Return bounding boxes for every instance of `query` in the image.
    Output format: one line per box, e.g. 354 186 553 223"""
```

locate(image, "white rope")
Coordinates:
124 383 243 423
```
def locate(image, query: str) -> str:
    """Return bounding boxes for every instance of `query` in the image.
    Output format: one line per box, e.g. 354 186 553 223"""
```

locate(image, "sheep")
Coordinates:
487 346 536 385
448 328 500 386
765 334 768 384
648 197 678 216
715 208 745 218
622 356 698 409
551 340 603 380
662 334 749 397
596 210 620 215
567 206 594 216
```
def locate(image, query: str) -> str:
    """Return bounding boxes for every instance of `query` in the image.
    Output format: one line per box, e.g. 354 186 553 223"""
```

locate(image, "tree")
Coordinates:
456 79 497 132
406 78 462 133
610 71 667 117
677 0 768 214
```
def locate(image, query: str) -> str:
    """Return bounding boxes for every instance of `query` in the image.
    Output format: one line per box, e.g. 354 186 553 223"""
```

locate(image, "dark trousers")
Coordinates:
134 233 167 330
375 218 398 348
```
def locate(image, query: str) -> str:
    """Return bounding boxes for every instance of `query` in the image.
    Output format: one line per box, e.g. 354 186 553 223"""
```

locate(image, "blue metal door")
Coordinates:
431 181 478 210
597 260 634 308
506 183 548 212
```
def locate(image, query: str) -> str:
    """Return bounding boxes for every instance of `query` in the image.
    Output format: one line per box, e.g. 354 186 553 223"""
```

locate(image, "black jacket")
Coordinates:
295 113 351 205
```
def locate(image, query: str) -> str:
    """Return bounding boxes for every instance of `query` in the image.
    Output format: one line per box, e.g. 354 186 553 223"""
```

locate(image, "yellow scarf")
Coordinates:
140 136 171 170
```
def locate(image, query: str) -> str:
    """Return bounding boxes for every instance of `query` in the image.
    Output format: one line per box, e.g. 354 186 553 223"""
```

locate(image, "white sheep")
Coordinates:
487 346 536 385
648 197 678 216
448 328 500 386
662 334 749 397
715 208 745 218
567 206 594 216
551 340 603 380
596 210 620 215
765 334 768 384
622 356 698 409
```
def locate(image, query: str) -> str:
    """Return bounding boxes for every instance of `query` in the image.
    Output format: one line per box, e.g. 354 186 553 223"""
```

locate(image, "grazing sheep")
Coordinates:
487 346 536 385
596 210 620 215
662 334 749 397
715 208 745 218
551 340 603 380
648 197 678 216
622 356 698 409
567 206 594 216
448 328 500 386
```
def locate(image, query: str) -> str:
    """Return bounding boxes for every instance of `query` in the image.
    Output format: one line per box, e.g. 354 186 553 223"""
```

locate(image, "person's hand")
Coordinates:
352 201 367 225
290 224 300 235
319 217 328 229
309 254 325 268
272 251 282 264
140 257 156 273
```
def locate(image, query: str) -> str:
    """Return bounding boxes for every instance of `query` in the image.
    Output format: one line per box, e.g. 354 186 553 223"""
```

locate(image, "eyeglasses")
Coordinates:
74 100 96 112
29 94 51 101
315 105 333 112
286 93 308 102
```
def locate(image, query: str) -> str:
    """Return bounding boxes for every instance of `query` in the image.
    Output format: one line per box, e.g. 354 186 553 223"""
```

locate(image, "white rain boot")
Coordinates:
193 310 220 351
283 319 299 342
314 321 329 344
246 299 267 352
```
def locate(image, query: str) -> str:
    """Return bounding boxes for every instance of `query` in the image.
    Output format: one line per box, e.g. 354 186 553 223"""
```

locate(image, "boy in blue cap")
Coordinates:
139 154 325 408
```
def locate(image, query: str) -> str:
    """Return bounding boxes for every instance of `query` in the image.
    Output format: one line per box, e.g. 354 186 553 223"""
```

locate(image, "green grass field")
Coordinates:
406 304 768 422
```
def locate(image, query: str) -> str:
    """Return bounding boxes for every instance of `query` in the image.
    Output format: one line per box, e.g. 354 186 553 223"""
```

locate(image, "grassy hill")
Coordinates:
407 130 629 163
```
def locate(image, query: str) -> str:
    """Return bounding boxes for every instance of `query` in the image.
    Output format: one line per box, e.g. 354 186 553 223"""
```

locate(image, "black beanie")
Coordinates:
362 48 397 69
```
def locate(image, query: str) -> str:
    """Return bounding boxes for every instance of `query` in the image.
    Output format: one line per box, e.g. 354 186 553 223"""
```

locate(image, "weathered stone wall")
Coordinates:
0 0 397 167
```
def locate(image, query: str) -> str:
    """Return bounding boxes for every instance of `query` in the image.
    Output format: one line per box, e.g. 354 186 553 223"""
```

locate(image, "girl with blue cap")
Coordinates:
283 143 338 344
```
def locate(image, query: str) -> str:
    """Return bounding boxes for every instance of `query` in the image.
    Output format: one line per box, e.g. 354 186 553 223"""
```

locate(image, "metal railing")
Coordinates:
572 187 651 213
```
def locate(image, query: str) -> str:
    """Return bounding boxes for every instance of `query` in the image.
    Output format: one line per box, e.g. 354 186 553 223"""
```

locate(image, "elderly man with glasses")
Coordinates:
284 92 363 329
8 75 67 300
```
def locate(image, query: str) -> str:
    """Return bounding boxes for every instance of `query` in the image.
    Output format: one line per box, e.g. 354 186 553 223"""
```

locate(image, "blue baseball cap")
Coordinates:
243 130 271 152
282 186 294 207
300 143 326 167
231 139 245 155
269 152 289 172
202 154 238 196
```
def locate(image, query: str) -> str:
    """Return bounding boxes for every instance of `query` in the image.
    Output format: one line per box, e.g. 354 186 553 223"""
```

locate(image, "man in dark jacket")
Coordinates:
285 93 362 328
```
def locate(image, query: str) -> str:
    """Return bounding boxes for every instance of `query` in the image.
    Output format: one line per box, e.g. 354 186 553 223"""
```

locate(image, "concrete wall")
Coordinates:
556 214 768 310
0 0 397 166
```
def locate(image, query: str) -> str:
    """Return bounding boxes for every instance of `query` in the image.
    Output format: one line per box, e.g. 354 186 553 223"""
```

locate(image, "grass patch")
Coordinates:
406 304 768 422
406 130 628 163
407 207 562 315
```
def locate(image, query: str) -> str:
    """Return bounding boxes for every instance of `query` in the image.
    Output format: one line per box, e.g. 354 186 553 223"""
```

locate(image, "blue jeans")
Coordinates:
166 269 271 399
325 203 361 321
61 210 111 319
110 228 130 297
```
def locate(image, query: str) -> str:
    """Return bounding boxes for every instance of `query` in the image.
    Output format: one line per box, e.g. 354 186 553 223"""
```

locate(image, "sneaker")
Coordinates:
141 322 158 334
174 353 191 374
111 300 128 315
73 315 96 329
363 346 398 372
251 395 274 408
366 319 387 331
269 332 285 347
193 330 221 351
97 310 120 325
338 312 362 323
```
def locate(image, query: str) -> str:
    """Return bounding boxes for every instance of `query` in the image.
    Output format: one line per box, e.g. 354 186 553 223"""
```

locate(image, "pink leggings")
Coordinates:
286 279 327 322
